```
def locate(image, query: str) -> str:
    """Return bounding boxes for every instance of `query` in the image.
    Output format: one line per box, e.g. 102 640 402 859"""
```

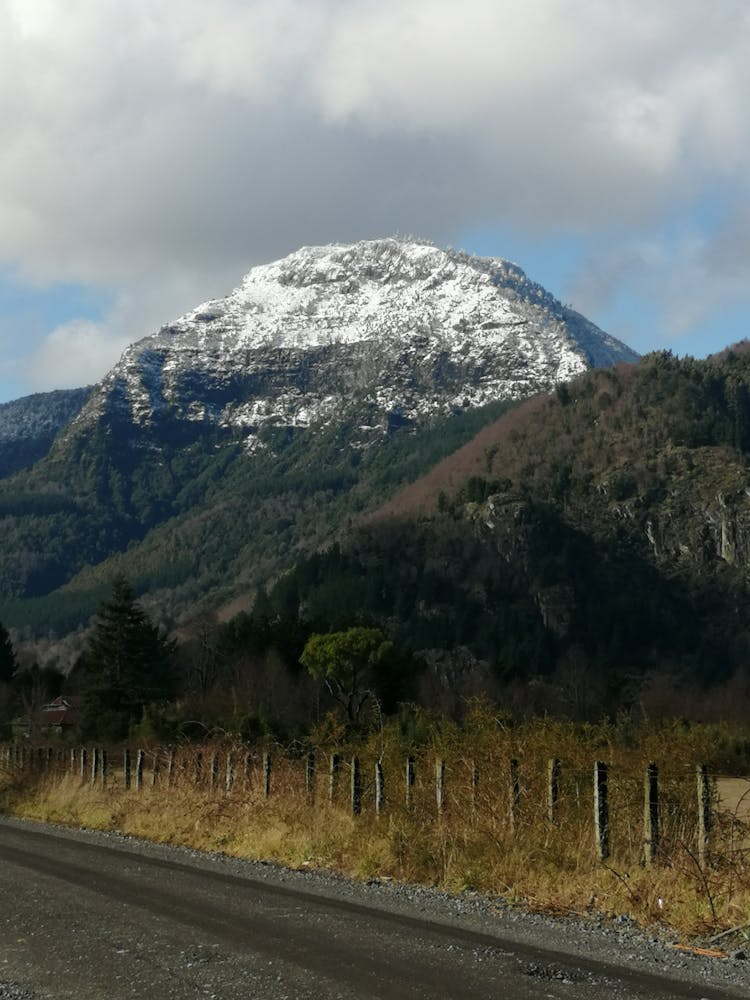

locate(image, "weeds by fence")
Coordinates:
2 717 750 937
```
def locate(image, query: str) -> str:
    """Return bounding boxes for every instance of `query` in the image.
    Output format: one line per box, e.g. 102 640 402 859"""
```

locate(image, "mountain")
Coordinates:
267 347 750 719
0 387 92 478
0 238 635 646
71 238 635 444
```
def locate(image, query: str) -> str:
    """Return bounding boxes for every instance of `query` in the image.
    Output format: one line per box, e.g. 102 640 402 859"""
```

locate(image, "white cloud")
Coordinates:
22 275 206 392
2 2 749 265
569 219 750 349
1 0 750 392
26 318 131 391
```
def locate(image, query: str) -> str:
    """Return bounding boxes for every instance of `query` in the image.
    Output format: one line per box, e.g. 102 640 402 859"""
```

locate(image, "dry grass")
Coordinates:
2 717 749 941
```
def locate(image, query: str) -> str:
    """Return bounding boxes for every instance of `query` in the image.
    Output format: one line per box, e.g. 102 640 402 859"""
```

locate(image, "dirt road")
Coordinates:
0 817 746 999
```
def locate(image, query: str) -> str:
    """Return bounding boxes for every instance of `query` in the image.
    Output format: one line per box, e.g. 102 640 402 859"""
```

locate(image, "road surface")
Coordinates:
0 817 745 999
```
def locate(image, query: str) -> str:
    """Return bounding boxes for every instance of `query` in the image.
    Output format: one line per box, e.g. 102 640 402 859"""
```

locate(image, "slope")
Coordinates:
0 238 636 641
0 387 92 478
266 348 750 716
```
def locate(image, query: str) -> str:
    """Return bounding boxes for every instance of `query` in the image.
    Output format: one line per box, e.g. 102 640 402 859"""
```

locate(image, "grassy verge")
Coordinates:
2 714 749 941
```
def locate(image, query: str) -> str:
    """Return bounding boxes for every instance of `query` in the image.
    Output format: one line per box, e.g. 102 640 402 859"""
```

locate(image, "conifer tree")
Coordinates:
78 577 174 740
0 622 16 684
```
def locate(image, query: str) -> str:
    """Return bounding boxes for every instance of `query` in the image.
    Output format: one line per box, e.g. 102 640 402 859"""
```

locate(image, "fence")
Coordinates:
2 740 748 870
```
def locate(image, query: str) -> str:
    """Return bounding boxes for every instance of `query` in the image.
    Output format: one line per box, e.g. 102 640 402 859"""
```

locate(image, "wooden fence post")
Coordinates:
69 747 76 775
262 752 271 798
593 761 609 861
225 752 234 794
509 758 521 833
405 755 415 810
471 762 479 811
329 753 340 802
91 747 99 786
375 761 385 816
135 749 144 791
194 750 203 786
99 748 108 788
79 747 87 782
643 763 659 866
166 749 175 788
305 751 315 800
697 764 712 866
209 752 218 792
243 751 252 787
435 758 445 814
547 758 561 824
123 748 131 790
350 756 362 815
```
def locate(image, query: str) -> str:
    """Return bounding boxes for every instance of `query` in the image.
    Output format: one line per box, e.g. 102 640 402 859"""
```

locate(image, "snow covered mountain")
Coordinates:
71 238 636 445
0 387 92 477
0 238 639 641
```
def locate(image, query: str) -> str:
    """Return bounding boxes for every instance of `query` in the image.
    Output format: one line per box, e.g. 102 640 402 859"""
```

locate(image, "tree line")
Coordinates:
0 577 407 744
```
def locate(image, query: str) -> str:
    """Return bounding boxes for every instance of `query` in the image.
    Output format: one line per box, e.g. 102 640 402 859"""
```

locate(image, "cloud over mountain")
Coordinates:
2 1 750 393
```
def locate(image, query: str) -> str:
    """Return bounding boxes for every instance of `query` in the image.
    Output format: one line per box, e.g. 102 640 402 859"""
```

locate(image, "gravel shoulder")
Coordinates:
0 814 747 999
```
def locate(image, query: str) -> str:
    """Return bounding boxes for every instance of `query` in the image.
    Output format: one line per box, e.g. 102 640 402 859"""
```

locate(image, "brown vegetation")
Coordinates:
3 711 750 941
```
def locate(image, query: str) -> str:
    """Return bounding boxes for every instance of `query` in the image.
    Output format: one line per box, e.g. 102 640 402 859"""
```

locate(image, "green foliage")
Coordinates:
10 347 750 725
460 475 512 504
76 577 175 741
0 622 16 684
0 398 513 636
266 349 750 721
13 663 64 729
300 627 393 723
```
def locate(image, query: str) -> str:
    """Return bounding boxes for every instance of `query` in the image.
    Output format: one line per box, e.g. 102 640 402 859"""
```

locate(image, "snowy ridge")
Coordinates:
0 387 92 443
73 238 637 442
0 387 93 477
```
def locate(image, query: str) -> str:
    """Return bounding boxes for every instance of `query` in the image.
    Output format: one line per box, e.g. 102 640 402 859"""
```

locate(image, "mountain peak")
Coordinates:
75 238 637 438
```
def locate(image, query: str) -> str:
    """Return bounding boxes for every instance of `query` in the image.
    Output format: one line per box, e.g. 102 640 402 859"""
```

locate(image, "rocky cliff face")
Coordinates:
68 238 636 447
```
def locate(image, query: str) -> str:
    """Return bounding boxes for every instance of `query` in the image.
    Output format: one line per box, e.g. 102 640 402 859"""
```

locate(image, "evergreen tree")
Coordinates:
0 622 16 684
78 577 174 740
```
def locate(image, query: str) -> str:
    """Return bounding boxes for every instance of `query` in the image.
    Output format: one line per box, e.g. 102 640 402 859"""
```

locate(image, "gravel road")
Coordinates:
0 815 747 999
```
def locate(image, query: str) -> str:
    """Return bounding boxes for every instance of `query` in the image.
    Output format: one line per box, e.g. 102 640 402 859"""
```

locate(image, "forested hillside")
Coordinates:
0 239 636 648
266 347 750 720
0 387 91 477
6 348 750 733
0 399 514 638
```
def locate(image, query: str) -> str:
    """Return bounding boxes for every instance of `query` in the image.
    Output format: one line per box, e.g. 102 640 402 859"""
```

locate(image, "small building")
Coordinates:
13 695 84 740
39 695 84 733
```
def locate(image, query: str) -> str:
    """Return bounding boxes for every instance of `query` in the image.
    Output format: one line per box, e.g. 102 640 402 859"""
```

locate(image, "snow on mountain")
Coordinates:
0 387 91 442
0 387 93 476
73 238 638 443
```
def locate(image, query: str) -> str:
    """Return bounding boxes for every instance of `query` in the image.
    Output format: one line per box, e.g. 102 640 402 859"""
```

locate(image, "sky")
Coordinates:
2 0 750 403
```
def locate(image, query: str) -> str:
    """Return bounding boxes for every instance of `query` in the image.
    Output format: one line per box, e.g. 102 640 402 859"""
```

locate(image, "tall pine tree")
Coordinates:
0 622 16 684
78 577 174 740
